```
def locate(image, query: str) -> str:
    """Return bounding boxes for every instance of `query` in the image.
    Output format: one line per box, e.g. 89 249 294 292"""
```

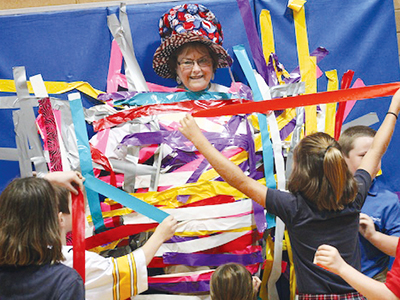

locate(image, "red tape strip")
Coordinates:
72 190 85 282
334 70 355 140
85 223 157 250
193 82 400 119
93 99 249 131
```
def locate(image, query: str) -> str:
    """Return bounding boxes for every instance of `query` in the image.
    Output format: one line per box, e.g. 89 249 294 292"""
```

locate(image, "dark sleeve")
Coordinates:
265 188 297 225
385 239 400 298
354 169 372 209
382 193 400 237
58 275 85 300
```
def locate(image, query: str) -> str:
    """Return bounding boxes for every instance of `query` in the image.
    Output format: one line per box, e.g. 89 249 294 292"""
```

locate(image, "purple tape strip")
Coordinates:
149 281 210 293
163 251 263 266
284 47 329 84
236 0 269 81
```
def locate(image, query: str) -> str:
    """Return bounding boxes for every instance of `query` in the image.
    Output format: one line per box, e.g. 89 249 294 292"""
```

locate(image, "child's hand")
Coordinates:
313 244 345 275
387 87 400 118
179 114 204 143
252 276 261 292
44 171 85 195
154 215 178 242
359 213 376 241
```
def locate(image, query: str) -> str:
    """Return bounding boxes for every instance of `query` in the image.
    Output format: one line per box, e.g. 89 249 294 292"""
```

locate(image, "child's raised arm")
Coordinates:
358 89 400 178
314 244 399 300
141 215 178 265
179 114 268 207
359 213 399 257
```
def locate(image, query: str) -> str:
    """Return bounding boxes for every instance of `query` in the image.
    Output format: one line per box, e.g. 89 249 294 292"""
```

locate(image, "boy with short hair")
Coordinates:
339 125 400 281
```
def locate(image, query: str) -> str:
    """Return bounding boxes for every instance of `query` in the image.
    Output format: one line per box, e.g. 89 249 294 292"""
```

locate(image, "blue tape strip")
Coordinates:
69 95 105 231
84 174 169 223
233 45 276 189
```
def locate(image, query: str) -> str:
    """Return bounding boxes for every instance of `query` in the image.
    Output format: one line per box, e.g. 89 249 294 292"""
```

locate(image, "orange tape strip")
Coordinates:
193 82 400 118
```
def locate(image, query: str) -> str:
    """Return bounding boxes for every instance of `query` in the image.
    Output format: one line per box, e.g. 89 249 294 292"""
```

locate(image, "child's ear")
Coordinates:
58 212 66 228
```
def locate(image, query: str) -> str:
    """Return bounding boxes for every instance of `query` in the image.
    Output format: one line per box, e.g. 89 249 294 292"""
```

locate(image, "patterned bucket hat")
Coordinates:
153 3 233 79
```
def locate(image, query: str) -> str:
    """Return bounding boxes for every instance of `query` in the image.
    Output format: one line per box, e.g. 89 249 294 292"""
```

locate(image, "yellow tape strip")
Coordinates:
284 230 297 300
0 79 103 99
276 108 297 131
290 1 318 134
325 70 339 136
198 150 248 181
260 9 275 62
98 179 266 211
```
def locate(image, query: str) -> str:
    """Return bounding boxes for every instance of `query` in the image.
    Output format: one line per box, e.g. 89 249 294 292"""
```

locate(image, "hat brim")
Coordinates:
153 32 233 79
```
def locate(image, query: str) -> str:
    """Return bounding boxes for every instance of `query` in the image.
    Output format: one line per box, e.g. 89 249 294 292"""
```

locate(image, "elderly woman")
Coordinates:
152 4 234 93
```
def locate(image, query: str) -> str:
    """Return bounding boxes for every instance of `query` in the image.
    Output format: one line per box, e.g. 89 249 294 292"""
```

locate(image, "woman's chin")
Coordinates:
185 81 209 92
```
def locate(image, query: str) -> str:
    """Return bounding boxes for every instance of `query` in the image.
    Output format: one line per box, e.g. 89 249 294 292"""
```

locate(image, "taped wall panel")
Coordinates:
255 0 400 191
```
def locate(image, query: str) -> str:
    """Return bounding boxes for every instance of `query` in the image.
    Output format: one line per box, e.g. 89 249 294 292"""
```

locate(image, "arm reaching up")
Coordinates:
141 215 178 265
314 244 399 300
179 114 268 207
358 88 400 178
359 213 399 257
44 171 85 195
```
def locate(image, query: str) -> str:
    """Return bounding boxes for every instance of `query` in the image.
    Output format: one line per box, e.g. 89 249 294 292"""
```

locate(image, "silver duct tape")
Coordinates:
107 13 148 92
149 143 163 192
109 159 157 177
269 81 306 98
18 102 47 175
84 104 118 123
341 112 379 132
13 110 33 177
119 3 135 91
12 67 48 175
0 96 37 108
0 148 19 161
285 106 304 182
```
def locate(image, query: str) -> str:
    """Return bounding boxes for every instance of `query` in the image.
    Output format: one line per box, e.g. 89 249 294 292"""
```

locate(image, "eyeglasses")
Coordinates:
178 57 212 70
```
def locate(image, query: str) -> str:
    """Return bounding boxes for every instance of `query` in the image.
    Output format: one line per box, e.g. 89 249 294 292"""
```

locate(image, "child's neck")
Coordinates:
60 228 67 246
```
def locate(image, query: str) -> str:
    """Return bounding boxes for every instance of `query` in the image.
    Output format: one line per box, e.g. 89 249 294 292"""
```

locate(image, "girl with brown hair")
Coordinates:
178 89 400 299
0 176 85 300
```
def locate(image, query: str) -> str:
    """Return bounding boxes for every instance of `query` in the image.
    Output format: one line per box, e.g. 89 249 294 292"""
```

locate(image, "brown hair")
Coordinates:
210 263 256 300
288 132 358 211
339 125 376 157
0 177 64 266
54 185 70 215
168 41 219 80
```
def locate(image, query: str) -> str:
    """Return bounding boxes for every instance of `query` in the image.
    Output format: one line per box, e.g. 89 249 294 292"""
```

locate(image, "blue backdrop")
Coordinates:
0 0 399 192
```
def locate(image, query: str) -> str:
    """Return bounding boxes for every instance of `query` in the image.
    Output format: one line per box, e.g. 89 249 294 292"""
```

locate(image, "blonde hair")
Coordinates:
0 177 64 266
288 132 358 211
210 263 256 300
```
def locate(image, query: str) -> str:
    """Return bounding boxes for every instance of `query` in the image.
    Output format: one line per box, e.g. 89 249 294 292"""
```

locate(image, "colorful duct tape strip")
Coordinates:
193 82 400 118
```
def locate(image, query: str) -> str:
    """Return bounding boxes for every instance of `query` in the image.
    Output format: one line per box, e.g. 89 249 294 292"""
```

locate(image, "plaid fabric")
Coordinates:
298 292 366 300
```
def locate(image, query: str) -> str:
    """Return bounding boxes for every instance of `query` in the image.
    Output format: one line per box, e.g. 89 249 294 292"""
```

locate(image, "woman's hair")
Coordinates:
0 177 64 266
288 132 358 211
210 263 256 300
339 125 376 157
168 41 219 79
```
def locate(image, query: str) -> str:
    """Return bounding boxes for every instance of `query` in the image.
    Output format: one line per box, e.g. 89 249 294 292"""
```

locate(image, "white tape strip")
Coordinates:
155 230 249 255
124 199 253 224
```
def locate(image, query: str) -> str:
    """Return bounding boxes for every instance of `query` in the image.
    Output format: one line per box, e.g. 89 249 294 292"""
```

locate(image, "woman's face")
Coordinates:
175 44 214 92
